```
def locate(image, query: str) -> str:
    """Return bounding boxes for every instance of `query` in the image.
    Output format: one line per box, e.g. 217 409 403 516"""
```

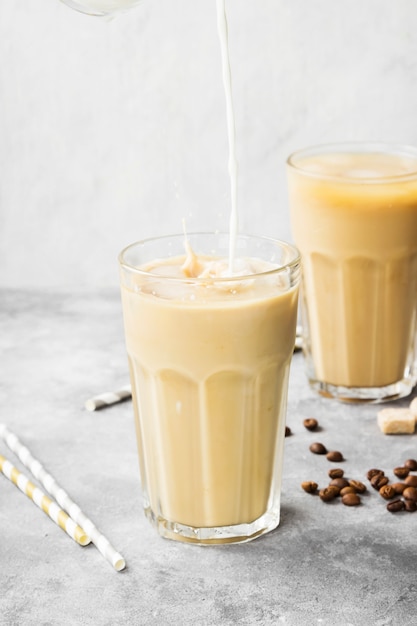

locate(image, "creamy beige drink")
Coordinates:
288 144 417 401
119 234 300 543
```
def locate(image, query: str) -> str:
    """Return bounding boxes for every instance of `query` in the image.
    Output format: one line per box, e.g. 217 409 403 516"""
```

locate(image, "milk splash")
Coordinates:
216 0 239 274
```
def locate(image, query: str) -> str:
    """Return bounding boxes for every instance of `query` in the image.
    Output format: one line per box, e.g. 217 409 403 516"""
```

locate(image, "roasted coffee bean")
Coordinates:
387 499 405 513
319 486 339 502
367 468 384 481
326 450 344 462
303 418 318 431
391 482 406 494
301 481 318 494
379 484 396 500
330 477 349 490
393 466 409 479
342 493 360 506
328 468 344 479
404 475 417 488
285 426 292 437
309 442 327 455
404 500 417 512
340 486 356 496
404 458 417 471
370 474 389 490
402 486 417 502
348 480 367 494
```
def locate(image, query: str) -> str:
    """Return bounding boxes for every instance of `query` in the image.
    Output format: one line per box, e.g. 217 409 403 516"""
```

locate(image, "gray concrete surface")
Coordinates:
1 288 416 626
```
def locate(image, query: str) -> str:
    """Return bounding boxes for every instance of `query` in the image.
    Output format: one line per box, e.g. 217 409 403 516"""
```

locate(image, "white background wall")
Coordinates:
1 0 417 289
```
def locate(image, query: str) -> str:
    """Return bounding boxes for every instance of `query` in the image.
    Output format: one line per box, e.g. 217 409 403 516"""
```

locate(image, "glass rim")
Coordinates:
286 141 417 183
118 232 301 283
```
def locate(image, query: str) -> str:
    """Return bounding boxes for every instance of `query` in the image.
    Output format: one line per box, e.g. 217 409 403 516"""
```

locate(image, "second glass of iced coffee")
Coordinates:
287 142 417 403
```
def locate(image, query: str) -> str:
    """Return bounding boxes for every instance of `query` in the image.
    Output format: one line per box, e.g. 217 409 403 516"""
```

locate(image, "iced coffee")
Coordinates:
119 233 300 544
287 143 417 402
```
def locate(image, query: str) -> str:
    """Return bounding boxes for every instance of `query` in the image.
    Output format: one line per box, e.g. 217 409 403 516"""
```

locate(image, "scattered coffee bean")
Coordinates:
404 475 417 488
387 499 405 513
285 426 292 437
348 479 367 494
300 423 417 517
326 450 344 462
303 418 318 431
379 484 396 500
310 442 327 455
393 466 409 479
319 486 339 502
328 468 344 479
342 493 360 506
370 473 389 490
301 481 318 494
330 477 349 490
391 482 406 494
367 468 384 481
404 458 417 471
404 500 417 512
402 486 417 502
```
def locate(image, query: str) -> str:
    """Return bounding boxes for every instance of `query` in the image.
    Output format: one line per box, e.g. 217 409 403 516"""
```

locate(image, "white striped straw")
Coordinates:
0 424 126 572
85 385 132 412
0 453 90 546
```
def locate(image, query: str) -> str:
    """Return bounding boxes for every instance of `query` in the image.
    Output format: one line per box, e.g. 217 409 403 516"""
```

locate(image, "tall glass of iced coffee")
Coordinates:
287 142 417 402
119 233 300 544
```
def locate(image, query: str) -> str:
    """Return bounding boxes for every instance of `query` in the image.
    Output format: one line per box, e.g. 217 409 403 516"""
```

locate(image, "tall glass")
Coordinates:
287 142 417 403
119 233 300 544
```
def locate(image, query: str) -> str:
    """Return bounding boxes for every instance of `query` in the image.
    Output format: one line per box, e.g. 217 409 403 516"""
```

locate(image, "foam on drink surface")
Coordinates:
137 249 287 302
297 152 417 180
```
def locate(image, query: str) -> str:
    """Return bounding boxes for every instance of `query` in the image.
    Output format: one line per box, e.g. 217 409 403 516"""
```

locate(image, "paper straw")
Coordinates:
85 385 132 412
0 424 125 572
0 453 90 546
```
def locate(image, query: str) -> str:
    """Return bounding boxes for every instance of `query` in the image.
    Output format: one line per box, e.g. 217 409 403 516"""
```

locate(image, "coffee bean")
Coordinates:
330 477 349 490
326 450 344 462
387 499 405 513
340 486 356 496
391 482 406 494
342 493 360 506
404 475 417 488
370 474 389 490
310 442 327 455
402 486 417 502
348 480 367 494
404 500 417 512
367 468 384 481
303 418 318 431
285 426 292 437
301 481 318 494
404 459 417 471
379 484 396 500
328 468 344 479
319 486 339 502
393 466 409 479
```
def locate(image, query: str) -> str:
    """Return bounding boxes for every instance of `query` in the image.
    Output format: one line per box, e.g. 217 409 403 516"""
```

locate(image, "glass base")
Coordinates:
144 504 281 545
309 376 416 404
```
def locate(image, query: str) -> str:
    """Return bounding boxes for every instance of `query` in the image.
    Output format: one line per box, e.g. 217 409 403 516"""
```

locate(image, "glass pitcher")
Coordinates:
59 0 143 17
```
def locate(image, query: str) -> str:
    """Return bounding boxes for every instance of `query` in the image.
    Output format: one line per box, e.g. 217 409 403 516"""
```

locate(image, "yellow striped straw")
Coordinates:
0 424 126 572
0 454 90 546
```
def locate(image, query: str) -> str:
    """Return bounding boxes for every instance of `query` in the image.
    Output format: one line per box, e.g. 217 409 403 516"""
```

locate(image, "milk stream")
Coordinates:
216 0 239 274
